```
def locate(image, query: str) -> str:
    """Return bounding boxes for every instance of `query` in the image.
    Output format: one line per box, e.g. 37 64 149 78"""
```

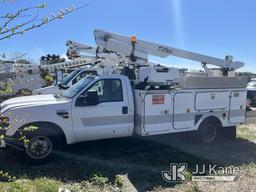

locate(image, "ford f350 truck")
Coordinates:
0 74 247 163
0 30 247 163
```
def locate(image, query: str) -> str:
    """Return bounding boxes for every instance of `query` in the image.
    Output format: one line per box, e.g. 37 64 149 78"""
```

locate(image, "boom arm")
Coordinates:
66 40 97 59
94 29 244 71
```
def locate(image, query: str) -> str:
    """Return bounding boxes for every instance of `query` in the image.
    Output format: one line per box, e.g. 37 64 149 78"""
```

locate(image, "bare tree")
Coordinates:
0 1 89 41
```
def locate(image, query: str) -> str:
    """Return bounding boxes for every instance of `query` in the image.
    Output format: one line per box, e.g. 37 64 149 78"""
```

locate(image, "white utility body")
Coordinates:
0 29 247 163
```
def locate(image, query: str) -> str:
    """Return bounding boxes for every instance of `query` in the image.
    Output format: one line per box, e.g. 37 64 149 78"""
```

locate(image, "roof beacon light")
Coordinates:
131 35 137 43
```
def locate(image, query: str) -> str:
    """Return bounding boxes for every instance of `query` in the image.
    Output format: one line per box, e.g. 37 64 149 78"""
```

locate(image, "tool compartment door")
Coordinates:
195 91 229 111
173 92 194 130
144 94 172 133
229 91 247 124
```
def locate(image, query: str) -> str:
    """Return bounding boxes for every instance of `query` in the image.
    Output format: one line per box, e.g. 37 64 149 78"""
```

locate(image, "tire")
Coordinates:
198 118 221 144
23 126 61 165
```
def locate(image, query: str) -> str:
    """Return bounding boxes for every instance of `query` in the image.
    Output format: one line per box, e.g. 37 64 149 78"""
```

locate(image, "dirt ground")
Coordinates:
0 124 256 192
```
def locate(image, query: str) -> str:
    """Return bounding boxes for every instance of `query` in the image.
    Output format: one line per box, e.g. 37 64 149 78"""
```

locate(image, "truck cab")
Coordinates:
33 68 98 95
0 75 134 163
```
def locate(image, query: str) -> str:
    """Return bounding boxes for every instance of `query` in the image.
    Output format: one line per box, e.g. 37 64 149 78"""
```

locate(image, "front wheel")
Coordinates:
24 128 61 164
26 136 53 161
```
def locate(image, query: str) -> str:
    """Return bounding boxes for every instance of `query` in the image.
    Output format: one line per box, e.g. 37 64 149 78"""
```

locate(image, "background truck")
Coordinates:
33 60 121 95
33 68 99 95
33 42 123 95
0 57 101 97
0 29 247 163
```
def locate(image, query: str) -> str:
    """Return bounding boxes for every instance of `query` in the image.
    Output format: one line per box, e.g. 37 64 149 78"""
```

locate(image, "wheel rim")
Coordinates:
201 125 216 143
26 136 53 160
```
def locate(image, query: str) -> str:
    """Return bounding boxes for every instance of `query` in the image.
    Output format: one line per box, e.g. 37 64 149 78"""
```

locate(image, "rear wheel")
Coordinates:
199 118 220 144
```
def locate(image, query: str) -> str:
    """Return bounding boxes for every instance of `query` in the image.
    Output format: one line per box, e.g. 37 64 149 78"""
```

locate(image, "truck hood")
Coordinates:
1 95 65 113
33 85 60 95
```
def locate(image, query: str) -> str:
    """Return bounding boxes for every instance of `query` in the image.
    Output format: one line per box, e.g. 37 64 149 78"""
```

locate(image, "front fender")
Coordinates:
3 103 76 144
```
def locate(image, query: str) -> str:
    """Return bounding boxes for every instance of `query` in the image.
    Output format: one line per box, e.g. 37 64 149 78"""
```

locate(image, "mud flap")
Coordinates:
221 126 236 140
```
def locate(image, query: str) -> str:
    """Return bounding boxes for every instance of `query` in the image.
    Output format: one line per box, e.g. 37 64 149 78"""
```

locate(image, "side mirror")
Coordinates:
86 91 99 106
56 70 64 83
76 91 99 106
58 83 69 90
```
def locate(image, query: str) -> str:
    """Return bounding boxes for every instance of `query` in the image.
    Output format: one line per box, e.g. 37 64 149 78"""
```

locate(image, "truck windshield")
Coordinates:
62 76 95 98
61 70 81 85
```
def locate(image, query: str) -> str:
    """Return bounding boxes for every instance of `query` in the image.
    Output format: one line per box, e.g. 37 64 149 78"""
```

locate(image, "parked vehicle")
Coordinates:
247 81 256 89
0 29 247 164
33 68 98 95
247 81 256 109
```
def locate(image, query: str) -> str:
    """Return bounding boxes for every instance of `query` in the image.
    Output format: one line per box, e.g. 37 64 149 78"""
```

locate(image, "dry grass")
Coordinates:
0 123 256 192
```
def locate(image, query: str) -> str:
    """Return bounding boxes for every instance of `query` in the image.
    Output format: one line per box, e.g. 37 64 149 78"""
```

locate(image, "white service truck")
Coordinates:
0 29 247 163
33 42 123 95
33 68 99 95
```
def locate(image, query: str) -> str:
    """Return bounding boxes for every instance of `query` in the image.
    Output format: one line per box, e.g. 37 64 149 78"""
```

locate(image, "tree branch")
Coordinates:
0 3 89 41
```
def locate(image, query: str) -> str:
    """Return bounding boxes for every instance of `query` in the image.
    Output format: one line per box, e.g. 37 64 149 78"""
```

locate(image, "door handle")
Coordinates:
122 106 128 114
57 111 69 119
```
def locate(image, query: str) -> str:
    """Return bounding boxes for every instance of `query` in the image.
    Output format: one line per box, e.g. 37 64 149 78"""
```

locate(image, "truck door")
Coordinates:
72 77 132 142
173 92 194 130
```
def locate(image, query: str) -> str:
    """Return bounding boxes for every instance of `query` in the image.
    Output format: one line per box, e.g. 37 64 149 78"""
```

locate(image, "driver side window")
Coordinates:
76 79 123 106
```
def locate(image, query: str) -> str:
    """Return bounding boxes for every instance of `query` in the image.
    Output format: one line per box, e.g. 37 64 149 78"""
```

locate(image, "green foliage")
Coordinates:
0 178 61 192
0 81 14 96
0 171 16 182
44 75 53 82
18 126 38 147
40 54 66 64
185 182 202 192
114 175 124 188
89 173 109 187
